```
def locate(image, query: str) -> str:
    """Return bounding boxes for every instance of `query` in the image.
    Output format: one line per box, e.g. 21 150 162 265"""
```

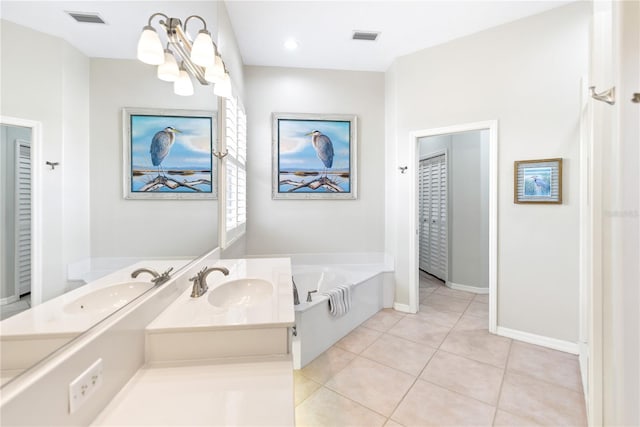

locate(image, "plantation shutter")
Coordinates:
221 95 247 248
418 154 447 280
15 139 31 295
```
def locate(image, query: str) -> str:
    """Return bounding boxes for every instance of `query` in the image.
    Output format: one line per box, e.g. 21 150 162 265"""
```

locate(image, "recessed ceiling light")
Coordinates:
284 38 299 50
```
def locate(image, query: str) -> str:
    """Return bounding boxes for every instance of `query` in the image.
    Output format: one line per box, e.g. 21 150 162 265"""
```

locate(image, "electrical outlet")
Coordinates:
68 358 103 414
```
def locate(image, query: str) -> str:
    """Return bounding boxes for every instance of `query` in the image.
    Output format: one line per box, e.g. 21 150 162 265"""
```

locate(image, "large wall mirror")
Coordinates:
0 1 221 387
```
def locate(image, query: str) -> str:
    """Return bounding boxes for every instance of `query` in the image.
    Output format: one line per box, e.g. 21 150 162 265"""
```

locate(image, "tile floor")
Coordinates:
294 272 587 426
0 293 31 320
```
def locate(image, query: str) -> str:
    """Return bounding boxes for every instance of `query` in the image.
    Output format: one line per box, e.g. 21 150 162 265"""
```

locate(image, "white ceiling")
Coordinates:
1 1 572 72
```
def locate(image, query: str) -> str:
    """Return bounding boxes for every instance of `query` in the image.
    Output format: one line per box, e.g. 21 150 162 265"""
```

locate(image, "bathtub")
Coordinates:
284 253 395 369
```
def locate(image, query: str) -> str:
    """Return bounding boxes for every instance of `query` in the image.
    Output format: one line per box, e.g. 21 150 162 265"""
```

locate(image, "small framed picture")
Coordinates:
514 158 562 204
272 113 358 200
122 107 217 200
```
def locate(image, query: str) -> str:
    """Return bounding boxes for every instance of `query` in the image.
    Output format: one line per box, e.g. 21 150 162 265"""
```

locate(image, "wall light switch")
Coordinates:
68 358 103 414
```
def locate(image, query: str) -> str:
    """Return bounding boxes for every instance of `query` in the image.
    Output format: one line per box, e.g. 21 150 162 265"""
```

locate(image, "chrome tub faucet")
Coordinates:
190 266 230 298
131 267 174 286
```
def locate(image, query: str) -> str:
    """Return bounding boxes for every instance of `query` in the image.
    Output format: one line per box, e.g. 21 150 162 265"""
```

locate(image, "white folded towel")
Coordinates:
323 285 352 317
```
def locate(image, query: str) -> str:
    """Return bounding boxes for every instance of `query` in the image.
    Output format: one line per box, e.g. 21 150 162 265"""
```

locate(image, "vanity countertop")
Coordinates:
147 257 295 332
91 359 294 426
0 259 189 338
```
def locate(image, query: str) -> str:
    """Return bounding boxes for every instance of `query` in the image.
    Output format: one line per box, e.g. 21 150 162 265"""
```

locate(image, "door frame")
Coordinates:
0 116 43 306
408 120 498 333
418 149 448 281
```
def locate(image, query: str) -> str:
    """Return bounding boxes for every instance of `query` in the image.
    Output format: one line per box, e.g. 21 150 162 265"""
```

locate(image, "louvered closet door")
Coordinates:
15 140 31 296
418 154 447 280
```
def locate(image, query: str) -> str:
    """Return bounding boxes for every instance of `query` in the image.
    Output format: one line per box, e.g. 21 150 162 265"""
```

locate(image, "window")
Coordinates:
220 95 246 248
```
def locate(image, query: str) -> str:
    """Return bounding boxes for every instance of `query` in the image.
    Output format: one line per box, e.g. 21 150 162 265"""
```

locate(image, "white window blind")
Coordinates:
221 95 247 248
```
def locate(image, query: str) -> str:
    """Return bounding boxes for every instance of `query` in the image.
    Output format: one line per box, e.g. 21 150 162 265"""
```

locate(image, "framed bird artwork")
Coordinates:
271 112 358 200
122 107 217 200
514 158 562 204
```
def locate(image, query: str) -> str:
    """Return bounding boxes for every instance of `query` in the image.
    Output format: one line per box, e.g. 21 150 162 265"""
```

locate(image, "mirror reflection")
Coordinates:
0 1 220 386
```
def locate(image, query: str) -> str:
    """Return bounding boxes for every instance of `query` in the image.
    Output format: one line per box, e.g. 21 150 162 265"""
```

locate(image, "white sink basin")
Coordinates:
208 278 274 309
63 282 154 315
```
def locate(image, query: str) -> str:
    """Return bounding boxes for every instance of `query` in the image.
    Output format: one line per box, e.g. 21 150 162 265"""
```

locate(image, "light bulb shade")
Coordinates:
205 55 225 84
137 26 164 65
157 49 180 82
214 72 232 99
174 69 194 96
190 30 215 67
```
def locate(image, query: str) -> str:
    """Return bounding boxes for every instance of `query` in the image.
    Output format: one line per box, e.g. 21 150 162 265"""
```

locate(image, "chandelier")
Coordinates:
136 12 232 98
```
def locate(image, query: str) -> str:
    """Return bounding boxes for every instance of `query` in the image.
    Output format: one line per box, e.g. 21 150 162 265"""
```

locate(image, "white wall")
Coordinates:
419 130 489 289
1 20 90 302
386 2 590 342
244 66 385 255
89 59 218 258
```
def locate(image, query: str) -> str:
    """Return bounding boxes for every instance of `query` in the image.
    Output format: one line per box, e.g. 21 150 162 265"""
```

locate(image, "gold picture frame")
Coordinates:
514 158 562 204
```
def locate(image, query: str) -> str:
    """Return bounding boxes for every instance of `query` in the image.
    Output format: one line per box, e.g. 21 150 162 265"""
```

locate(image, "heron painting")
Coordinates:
123 108 216 200
514 158 562 204
523 167 552 197
272 113 357 200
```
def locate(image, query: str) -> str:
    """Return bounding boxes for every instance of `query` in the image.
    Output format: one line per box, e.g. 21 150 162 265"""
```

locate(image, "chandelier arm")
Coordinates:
147 12 169 27
184 15 207 33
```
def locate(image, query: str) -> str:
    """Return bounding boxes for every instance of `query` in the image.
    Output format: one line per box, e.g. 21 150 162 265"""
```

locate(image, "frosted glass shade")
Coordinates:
157 49 180 82
191 30 215 67
214 72 232 99
205 55 225 84
137 26 164 65
174 69 194 96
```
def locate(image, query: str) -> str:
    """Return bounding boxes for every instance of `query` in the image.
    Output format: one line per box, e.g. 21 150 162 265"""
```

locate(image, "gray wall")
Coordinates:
1 20 90 302
89 58 219 258
244 66 386 255
386 2 590 342
419 130 489 290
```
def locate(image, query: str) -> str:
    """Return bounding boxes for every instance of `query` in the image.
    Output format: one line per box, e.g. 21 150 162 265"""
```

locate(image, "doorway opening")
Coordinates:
409 121 498 332
0 116 42 317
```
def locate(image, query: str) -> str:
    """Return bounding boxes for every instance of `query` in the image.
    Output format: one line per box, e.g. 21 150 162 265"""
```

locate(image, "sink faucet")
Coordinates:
292 277 300 305
189 266 230 298
131 267 174 286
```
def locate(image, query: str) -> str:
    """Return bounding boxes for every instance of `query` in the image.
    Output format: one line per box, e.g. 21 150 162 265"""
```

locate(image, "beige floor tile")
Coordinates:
419 287 436 302
465 300 490 318
414 304 462 328
423 293 472 314
361 333 436 376
432 285 475 301
421 350 504 405
440 329 511 368
335 326 382 354
392 379 496 427
294 371 322 406
300 346 357 384
326 357 416 417
363 309 406 332
474 293 490 304
455 313 489 331
419 274 442 289
387 316 452 348
295 387 387 427
498 372 587 426
493 409 541 426
507 341 583 392
383 419 405 427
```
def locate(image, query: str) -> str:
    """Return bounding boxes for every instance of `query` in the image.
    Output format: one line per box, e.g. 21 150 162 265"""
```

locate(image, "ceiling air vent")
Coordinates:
66 11 106 24
352 31 380 41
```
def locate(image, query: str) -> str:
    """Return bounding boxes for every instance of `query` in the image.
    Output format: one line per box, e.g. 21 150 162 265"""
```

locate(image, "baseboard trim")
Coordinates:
445 281 489 294
0 295 19 306
393 302 414 314
496 326 579 354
